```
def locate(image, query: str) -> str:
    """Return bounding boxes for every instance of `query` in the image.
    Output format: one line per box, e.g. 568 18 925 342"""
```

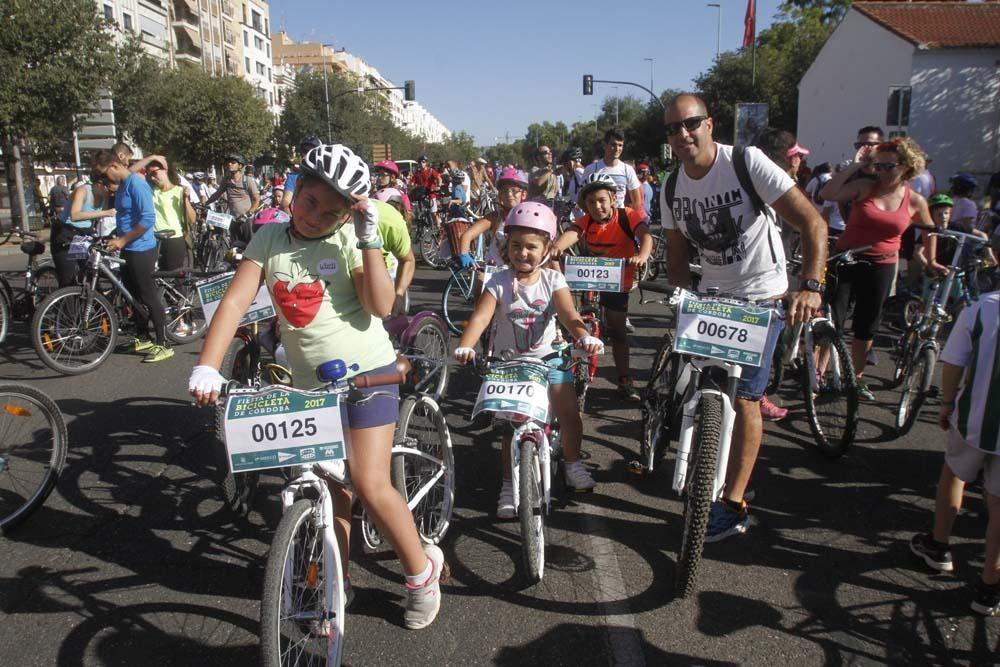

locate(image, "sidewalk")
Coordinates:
0 227 51 257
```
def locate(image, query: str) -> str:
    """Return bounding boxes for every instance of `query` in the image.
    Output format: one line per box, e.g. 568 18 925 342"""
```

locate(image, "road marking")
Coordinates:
578 498 647 667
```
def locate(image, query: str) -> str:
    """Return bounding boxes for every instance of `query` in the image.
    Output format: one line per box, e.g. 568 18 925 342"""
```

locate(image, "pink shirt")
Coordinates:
837 186 912 263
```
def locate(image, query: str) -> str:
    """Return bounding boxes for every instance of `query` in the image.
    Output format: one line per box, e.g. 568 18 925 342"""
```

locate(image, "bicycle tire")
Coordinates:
401 316 450 402
0 383 67 531
675 393 722 599
767 328 788 395
0 289 9 345
442 271 475 336
160 278 208 345
519 438 545 584
260 498 345 667
637 334 677 475
217 338 261 517
419 228 446 269
889 327 919 389
895 346 936 436
392 395 455 545
802 322 859 458
31 287 117 375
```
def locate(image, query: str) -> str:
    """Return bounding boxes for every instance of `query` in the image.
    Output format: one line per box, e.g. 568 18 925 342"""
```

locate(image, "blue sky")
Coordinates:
271 0 786 146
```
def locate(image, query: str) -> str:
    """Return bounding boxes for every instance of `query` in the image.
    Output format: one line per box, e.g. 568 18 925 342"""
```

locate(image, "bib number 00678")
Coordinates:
695 320 749 343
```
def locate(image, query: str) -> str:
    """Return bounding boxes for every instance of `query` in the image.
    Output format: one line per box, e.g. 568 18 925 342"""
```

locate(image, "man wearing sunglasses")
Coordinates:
206 152 260 218
528 145 559 206
661 93 827 543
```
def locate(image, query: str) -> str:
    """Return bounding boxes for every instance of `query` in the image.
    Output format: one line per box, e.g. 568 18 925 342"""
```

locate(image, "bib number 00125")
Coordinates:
673 291 773 367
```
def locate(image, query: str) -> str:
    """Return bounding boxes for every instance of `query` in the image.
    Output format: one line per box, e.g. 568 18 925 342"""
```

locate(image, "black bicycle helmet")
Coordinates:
224 152 246 165
299 135 322 150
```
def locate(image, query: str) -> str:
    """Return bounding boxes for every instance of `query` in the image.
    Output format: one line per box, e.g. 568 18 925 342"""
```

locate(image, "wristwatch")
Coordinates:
800 278 825 293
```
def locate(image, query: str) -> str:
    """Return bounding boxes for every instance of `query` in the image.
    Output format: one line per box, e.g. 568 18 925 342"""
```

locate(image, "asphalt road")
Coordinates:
1 252 998 666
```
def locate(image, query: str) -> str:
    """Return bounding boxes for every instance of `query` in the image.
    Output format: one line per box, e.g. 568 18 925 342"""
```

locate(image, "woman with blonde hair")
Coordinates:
820 137 936 401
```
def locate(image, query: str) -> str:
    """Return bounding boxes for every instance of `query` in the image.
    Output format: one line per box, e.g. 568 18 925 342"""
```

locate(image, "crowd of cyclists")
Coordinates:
31 90 999 630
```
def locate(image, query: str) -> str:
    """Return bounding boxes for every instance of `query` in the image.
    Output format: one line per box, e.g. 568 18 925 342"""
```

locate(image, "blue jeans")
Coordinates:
735 305 785 401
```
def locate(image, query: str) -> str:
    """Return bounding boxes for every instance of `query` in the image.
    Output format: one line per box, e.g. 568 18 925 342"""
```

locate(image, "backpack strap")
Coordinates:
616 207 636 243
662 168 680 223
732 145 766 220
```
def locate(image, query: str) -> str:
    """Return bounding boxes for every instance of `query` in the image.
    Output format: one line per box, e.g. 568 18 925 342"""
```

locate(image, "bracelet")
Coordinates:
357 239 383 250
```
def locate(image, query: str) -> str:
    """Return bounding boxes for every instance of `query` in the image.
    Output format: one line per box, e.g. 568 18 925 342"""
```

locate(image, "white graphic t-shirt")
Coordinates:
661 143 794 299
583 160 641 209
486 268 568 358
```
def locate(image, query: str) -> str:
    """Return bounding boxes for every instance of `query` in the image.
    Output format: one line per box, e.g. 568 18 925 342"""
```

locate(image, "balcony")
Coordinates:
173 0 199 26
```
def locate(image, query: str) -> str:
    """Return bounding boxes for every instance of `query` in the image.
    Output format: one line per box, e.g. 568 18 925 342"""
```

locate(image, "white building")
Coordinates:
239 0 278 117
100 0 172 61
797 1 1000 187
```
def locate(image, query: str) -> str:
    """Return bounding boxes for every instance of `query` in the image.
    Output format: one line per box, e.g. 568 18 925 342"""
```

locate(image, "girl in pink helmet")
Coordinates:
453 202 605 518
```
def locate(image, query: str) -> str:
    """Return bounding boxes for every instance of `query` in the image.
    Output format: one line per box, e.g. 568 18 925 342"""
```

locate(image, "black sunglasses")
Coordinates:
854 141 880 150
665 116 708 136
872 162 899 172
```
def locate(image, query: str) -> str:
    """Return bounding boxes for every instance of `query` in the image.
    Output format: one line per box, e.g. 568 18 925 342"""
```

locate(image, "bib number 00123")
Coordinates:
673 291 773 367
563 256 625 292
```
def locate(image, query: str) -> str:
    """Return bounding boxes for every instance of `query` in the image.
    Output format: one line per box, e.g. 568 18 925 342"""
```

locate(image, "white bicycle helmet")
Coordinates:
301 143 371 199
578 172 617 200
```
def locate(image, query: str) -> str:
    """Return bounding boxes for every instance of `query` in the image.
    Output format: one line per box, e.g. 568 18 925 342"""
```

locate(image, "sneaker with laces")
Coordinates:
564 461 596 492
132 337 155 353
704 499 749 543
142 344 175 363
856 380 876 402
618 377 641 402
497 480 516 520
759 394 788 421
404 544 445 630
971 581 1000 616
909 533 954 572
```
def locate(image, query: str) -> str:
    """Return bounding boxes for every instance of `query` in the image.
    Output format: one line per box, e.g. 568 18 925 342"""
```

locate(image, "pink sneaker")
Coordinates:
759 394 788 421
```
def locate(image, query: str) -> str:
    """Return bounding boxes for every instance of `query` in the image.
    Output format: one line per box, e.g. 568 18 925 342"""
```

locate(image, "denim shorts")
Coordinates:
735 305 785 401
345 361 401 429
545 355 575 386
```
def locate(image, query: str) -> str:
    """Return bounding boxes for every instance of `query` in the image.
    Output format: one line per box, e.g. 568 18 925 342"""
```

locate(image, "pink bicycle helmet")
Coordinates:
253 207 291 226
503 202 558 239
372 187 403 204
496 167 529 190
374 160 401 177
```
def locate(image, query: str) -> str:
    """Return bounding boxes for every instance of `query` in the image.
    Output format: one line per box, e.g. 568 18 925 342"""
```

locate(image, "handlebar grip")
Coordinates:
351 355 412 389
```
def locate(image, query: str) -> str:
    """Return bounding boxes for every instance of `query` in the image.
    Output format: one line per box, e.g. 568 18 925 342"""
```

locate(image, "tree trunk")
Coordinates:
11 142 28 230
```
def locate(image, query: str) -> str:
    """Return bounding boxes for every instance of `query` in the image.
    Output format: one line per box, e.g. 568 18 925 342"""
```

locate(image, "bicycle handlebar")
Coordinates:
350 356 412 389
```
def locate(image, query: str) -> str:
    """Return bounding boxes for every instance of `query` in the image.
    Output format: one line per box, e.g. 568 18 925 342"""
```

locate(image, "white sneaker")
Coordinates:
404 544 445 630
497 480 516 520
564 461 596 492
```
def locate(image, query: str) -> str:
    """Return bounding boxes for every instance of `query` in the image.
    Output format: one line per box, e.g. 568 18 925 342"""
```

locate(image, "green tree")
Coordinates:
0 0 123 224
114 63 272 169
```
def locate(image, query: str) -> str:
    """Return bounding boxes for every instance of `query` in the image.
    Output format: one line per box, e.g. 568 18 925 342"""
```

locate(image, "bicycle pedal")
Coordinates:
439 560 451 585
626 460 651 476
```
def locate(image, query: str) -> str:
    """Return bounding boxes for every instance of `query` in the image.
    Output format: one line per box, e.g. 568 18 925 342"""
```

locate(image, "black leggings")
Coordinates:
122 247 167 345
158 237 188 272
51 249 85 288
827 261 896 341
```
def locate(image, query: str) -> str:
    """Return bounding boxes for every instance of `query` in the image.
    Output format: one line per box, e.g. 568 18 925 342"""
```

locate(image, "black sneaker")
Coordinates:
856 380 876 402
909 533 953 572
971 581 1000 616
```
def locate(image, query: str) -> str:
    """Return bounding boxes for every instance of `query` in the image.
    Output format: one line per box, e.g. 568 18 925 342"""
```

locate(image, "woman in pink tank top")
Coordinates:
819 138 936 401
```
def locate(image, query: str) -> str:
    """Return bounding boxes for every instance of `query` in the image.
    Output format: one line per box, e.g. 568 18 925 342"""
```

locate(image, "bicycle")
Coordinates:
30 235 215 375
384 309 451 402
893 229 989 435
411 194 445 269
440 236 490 337
0 228 59 345
638 287 782 596
191 204 235 272
0 382 67 531
220 358 452 666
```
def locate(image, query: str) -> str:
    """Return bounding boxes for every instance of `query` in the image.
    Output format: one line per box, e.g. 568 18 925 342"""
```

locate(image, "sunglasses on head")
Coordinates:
872 162 899 172
665 116 707 136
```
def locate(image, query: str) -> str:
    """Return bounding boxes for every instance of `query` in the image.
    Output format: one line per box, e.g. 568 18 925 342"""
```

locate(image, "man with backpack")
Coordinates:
660 94 828 542
205 152 259 248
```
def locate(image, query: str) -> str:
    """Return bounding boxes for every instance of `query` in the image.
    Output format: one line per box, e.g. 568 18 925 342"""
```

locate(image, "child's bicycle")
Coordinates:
468 344 586 583
638 287 783 597
218 358 453 667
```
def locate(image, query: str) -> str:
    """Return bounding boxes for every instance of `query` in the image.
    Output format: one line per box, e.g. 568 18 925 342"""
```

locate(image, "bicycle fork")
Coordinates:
510 426 551 515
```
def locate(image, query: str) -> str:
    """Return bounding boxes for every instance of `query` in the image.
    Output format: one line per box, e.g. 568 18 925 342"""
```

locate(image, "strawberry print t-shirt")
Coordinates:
244 222 396 387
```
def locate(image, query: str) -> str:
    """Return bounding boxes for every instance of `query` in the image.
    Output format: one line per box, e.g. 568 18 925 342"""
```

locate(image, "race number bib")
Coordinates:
205 210 234 230
223 386 347 473
673 291 773 367
66 235 91 260
563 256 625 292
473 362 550 422
196 271 275 327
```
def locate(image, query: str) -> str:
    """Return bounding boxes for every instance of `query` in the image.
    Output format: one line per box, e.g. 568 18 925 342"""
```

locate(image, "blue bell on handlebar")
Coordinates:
316 360 359 384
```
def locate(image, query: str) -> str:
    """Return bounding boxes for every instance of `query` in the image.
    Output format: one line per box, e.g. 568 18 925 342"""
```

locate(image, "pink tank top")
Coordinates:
836 185 912 264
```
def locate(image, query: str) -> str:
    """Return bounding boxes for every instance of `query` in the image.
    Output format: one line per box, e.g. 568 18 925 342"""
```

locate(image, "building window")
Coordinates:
267 67 271 82
254 35 263 50
266 43 270 58
886 86 911 127
243 31 248 47
122 12 133 30
256 61 265 76
264 17 269 36
245 56 250 73
251 9 262 32
103 4 113 20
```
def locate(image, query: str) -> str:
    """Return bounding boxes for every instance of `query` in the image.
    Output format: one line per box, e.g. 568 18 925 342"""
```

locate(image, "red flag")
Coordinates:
743 0 756 48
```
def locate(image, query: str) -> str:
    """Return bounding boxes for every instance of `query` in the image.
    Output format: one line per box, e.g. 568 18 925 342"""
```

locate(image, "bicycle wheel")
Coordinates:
442 271 475 336
675 393 722 599
160 278 208 345
0 383 67 531
216 338 261 517
419 228 446 269
903 299 923 328
802 322 859 458
392 395 455 545
31 287 117 375
519 438 544 584
889 327 920 388
645 234 665 281
260 498 345 667
637 334 678 475
402 316 450 402
896 346 936 436
0 289 9 345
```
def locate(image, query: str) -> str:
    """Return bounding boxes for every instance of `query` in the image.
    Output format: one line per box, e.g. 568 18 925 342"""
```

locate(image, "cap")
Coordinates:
787 144 810 158
476 157 488 165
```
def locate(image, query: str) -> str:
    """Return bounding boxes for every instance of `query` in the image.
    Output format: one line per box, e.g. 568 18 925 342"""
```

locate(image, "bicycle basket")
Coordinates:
443 220 472 259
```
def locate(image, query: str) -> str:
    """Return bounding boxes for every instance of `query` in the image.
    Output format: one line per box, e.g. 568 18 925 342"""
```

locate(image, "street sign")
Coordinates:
372 144 391 161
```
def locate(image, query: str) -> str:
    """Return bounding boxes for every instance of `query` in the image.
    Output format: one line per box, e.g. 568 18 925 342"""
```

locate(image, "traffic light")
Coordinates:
404 80 415 101
583 75 593 95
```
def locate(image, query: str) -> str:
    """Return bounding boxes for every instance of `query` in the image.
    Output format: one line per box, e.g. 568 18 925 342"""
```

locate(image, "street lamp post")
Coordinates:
643 57 654 96
707 3 722 63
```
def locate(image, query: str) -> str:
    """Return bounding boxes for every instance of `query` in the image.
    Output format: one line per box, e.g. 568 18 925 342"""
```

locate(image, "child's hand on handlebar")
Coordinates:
453 347 476 364
575 336 604 355
458 253 476 269
189 365 227 407
628 253 649 267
